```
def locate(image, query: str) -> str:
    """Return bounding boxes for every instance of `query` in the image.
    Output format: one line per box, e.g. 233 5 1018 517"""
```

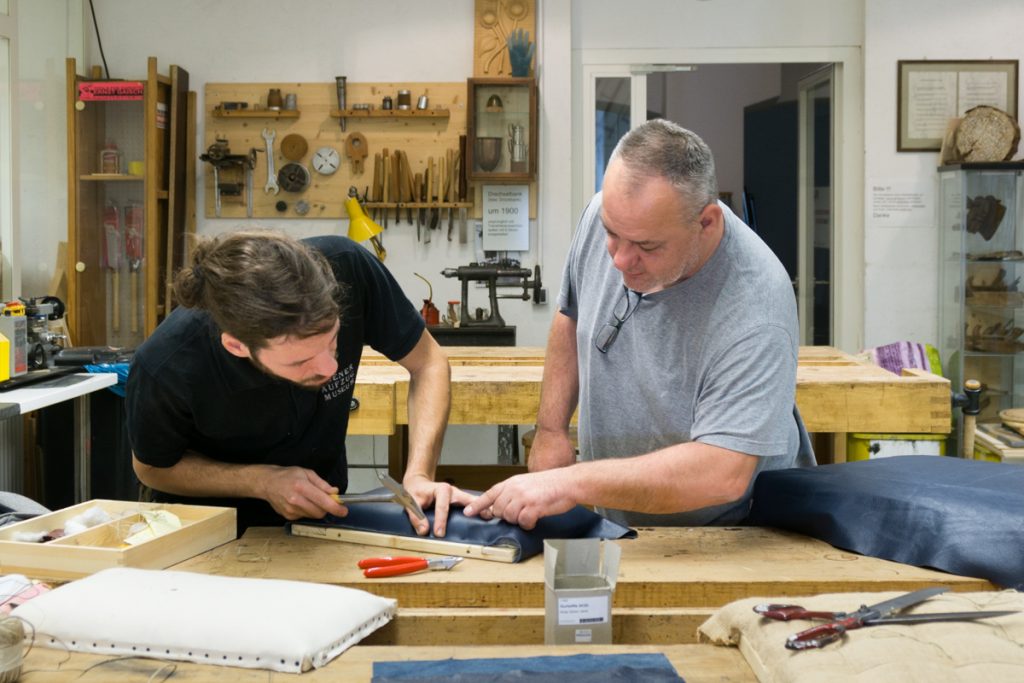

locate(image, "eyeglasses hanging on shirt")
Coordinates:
594 285 644 353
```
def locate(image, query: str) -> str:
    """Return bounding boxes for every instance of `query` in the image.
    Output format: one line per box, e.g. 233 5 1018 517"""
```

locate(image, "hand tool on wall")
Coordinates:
335 76 347 132
429 156 440 231
345 132 368 174
246 148 257 217
458 135 469 244
401 151 415 225
200 138 251 217
102 200 122 333
424 157 433 243
124 202 145 334
414 171 424 240
371 153 383 222
754 587 1016 651
357 555 462 579
446 148 455 240
330 472 426 521
391 150 402 225
398 151 411 225
381 149 390 229
261 128 279 194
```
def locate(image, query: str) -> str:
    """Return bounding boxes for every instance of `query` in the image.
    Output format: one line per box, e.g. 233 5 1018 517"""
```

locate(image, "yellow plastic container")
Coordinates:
846 433 947 460
0 332 9 382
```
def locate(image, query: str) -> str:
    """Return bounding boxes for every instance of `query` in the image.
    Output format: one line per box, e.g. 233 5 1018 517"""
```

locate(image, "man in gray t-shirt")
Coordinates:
464 120 815 529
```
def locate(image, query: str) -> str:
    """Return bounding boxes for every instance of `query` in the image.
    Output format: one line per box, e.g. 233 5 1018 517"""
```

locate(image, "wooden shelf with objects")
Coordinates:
66 57 194 347
203 82 469 221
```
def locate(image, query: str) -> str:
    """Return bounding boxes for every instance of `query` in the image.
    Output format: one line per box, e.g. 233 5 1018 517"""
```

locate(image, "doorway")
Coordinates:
576 48 863 352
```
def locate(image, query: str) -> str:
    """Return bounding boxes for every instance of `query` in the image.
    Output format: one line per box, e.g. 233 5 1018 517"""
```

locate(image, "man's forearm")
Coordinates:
133 451 274 500
536 312 579 434
567 442 758 514
399 333 452 481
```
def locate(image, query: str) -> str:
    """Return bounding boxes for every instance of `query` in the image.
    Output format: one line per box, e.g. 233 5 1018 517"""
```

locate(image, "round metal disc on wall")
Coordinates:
277 162 311 192
280 133 309 161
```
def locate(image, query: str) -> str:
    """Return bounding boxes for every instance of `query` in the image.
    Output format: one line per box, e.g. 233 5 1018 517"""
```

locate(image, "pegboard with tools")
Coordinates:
203 81 471 220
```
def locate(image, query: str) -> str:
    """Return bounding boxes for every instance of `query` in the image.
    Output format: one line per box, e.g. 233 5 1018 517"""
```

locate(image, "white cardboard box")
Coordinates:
544 538 621 645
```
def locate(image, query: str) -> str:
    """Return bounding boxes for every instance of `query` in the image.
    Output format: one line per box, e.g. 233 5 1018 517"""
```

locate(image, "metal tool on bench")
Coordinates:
331 472 426 521
358 555 462 579
24 297 68 369
754 587 1016 651
441 260 544 327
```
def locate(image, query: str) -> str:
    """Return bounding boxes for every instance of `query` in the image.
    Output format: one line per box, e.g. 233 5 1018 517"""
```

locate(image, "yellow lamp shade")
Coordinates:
345 195 386 261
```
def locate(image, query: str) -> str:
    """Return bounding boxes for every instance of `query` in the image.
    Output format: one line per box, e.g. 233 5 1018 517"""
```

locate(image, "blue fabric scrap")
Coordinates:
372 653 684 682
85 363 130 397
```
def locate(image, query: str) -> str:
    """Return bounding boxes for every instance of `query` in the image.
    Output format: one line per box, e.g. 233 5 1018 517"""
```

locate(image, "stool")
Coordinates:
521 425 579 464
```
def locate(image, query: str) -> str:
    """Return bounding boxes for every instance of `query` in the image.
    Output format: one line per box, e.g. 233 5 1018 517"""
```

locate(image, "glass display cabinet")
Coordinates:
66 57 192 347
938 162 1024 443
467 77 537 181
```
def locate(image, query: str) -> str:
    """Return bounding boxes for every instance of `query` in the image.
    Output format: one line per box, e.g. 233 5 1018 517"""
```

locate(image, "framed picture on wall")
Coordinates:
897 59 1018 151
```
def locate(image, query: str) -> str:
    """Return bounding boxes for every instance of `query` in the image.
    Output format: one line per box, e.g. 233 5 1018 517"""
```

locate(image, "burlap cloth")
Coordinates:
698 590 1024 683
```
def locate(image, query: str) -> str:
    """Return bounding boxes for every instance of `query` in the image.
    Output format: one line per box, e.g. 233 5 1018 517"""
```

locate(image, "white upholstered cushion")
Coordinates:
11 567 395 673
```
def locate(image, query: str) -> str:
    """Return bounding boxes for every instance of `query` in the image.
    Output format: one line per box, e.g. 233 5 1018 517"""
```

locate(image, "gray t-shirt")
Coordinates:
559 195 815 526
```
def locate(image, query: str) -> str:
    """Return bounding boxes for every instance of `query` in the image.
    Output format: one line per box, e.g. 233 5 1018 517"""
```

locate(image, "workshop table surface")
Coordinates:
173 526 991 608
352 345 951 434
169 526 992 647
21 644 754 682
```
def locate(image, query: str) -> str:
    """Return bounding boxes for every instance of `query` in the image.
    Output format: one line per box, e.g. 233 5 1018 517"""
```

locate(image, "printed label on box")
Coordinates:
574 629 593 643
557 595 609 625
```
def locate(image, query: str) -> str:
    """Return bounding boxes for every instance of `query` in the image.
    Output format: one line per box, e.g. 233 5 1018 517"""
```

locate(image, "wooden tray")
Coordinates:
0 499 235 581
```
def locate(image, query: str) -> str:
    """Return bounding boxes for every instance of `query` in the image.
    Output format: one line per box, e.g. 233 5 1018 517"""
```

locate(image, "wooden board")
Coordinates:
203 81 467 219
1 500 235 581
363 606 712 646
289 524 518 562
22 644 754 682
172 526 991 610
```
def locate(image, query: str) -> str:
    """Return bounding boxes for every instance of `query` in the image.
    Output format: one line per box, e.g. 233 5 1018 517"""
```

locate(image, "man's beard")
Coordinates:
248 354 333 391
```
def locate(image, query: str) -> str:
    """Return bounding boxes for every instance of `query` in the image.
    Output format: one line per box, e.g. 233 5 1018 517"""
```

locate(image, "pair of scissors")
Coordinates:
357 555 463 579
754 587 1016 650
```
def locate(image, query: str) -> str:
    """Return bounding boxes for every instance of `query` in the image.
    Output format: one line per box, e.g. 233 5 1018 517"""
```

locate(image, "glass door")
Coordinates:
798 66 834 345
583 66 647 196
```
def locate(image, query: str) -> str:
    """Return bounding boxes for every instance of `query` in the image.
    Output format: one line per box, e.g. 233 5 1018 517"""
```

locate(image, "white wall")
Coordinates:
16 1 81 299
571 0 863 50
863 0 1024 349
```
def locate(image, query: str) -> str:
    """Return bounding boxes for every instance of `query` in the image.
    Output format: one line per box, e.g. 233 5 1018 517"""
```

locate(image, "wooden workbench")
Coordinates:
352 345 951 435
21 644 754 682
171 526 991 646
352 345 951 483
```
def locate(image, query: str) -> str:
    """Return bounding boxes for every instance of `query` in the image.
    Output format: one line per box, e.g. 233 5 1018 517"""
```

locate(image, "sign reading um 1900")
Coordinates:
78 81 144 101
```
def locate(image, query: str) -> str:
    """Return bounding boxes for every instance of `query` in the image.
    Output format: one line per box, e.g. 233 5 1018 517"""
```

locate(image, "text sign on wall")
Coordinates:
482 185 529 251
78 81 144 101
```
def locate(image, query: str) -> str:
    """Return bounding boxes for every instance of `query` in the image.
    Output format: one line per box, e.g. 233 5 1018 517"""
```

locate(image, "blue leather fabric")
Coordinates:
289 491 636 562
746 455 1024 589
372 653 683 682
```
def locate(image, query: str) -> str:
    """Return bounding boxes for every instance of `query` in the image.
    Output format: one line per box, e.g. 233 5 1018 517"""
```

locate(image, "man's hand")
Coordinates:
527 428 576 472
463 468 577 530
403 473 476 537
259 466 349 521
